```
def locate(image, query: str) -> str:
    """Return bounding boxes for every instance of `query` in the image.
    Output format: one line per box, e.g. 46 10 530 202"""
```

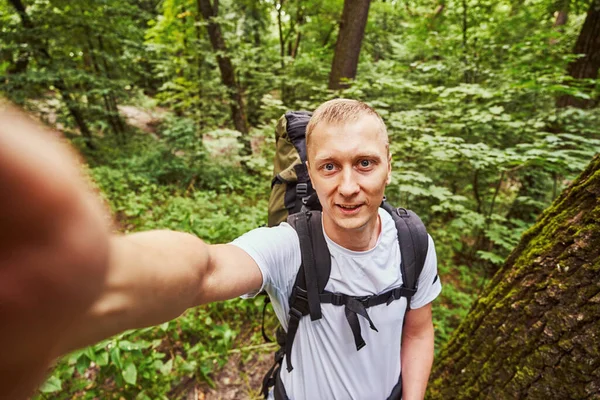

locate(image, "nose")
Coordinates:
338 169 360 197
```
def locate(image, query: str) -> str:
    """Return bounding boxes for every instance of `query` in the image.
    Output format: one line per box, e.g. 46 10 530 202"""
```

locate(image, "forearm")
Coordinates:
401 319 435 400
60 230 211 353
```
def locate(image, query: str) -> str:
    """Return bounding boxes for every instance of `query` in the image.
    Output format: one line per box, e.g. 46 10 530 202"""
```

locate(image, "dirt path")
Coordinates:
118 105 167 136
194 348 274 400
179 337 276 400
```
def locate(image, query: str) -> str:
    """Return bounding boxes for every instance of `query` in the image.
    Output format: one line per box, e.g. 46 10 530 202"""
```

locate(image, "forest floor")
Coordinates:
187 326 275 400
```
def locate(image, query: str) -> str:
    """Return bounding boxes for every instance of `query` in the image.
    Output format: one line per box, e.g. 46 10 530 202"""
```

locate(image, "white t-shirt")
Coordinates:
231 208 442 400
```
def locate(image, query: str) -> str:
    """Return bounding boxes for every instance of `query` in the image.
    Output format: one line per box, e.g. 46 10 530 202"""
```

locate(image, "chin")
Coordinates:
333 216 370 232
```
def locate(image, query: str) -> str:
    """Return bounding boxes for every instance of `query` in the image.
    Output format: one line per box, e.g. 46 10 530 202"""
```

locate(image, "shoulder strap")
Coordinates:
382 201 429 309
287 210 331 298
282 211 331 372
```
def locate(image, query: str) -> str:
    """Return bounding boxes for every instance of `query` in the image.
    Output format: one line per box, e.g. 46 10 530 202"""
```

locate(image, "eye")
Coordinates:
324 163 335 171
359 159 372 168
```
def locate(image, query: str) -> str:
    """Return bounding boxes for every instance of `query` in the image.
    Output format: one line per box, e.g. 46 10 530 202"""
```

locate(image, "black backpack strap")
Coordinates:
261 327 287 398
282 211 331 372
294 212 322 321
382 201 429 309
261 296 273 343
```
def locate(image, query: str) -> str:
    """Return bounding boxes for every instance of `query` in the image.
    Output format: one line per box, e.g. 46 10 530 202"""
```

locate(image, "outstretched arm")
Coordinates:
60 233 263 354
401 303 435 400
0 104 262 399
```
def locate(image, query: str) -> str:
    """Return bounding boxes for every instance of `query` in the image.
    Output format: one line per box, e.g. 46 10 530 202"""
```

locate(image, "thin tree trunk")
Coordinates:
553 9 568 27
430 0 445 24
328 0 371 90
505 169 550 225
8 0 95 149
428 154 600 399
509 0 524 16
556 0 600 109
289 6 304 59
193 9 206 128
85 34 122 140
462 0 470 83
197 0 251 156
97 35 126 138
549 0 570 45
277 0 285 69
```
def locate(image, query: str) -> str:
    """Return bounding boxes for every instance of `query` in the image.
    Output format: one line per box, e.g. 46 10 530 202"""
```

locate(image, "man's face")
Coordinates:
307 115 391 236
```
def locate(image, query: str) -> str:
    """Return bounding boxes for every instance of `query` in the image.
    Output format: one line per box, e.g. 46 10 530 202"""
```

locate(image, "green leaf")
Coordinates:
119 340 152 351
75 355 90 375
110 347 123 370
84 346 96 362
39 376 62 393
122 362 138 385
96 351 109 367
488 106 504 115
476 250 505 265
160 359 173 375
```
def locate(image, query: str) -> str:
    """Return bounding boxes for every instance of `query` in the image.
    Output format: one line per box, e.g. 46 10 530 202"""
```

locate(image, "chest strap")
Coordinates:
284 285 417 372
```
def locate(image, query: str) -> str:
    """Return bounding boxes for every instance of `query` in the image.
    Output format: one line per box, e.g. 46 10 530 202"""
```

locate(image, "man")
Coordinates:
0 99 440 400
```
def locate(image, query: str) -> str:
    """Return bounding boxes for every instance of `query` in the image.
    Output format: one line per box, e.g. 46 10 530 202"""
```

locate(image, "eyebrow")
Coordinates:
314 153 383 163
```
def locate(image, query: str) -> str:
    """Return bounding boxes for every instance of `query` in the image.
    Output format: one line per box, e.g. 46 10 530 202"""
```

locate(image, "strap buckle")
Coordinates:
355 295 371 307
387 288 401 306
386 286 418 305
296 183 308 196
330 293 345 306
294 286 308 301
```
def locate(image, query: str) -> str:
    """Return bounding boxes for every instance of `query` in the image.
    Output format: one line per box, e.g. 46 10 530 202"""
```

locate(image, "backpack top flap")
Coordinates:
268 111 314 227
284 111 312 162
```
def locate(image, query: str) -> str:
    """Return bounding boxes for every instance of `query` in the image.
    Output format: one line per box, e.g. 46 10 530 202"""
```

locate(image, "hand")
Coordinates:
0 103 111 399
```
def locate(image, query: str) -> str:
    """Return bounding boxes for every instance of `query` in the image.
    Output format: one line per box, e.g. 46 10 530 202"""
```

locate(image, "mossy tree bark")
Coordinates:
428 155 600 399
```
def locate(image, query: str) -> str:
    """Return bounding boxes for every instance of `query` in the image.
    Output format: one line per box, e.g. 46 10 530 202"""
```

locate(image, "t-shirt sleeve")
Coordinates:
410 234 442 309
230 222 301 299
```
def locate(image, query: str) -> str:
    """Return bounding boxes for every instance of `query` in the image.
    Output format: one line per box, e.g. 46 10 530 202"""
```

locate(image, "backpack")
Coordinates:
261 111 430 400
267 111 318 227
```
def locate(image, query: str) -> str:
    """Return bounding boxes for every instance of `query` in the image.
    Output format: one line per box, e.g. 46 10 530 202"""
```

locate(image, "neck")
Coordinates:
322 213 381 252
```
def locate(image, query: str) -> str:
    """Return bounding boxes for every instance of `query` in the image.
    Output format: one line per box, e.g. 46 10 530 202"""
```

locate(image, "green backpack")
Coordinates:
267 111 318 227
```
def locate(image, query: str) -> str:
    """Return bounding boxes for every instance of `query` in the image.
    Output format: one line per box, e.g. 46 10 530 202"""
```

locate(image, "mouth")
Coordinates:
336 204 363 215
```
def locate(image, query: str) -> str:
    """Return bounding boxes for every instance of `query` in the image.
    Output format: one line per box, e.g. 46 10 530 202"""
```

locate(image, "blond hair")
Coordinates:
306 99 388 158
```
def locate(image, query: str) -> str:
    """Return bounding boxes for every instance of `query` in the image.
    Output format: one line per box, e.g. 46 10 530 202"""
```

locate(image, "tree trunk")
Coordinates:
328 0 371 90
196 0 251 155
549 0 569 45
97 35 126 139
277 0 285 70
428 154 600 399
553 9 568 28
556 0 600 109
288 5 304 59
8 0 95 149
462 0 470 83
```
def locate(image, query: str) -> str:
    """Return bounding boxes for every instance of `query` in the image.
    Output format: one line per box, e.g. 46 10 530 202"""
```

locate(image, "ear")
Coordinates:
306 160 314 187
386 154 392 185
